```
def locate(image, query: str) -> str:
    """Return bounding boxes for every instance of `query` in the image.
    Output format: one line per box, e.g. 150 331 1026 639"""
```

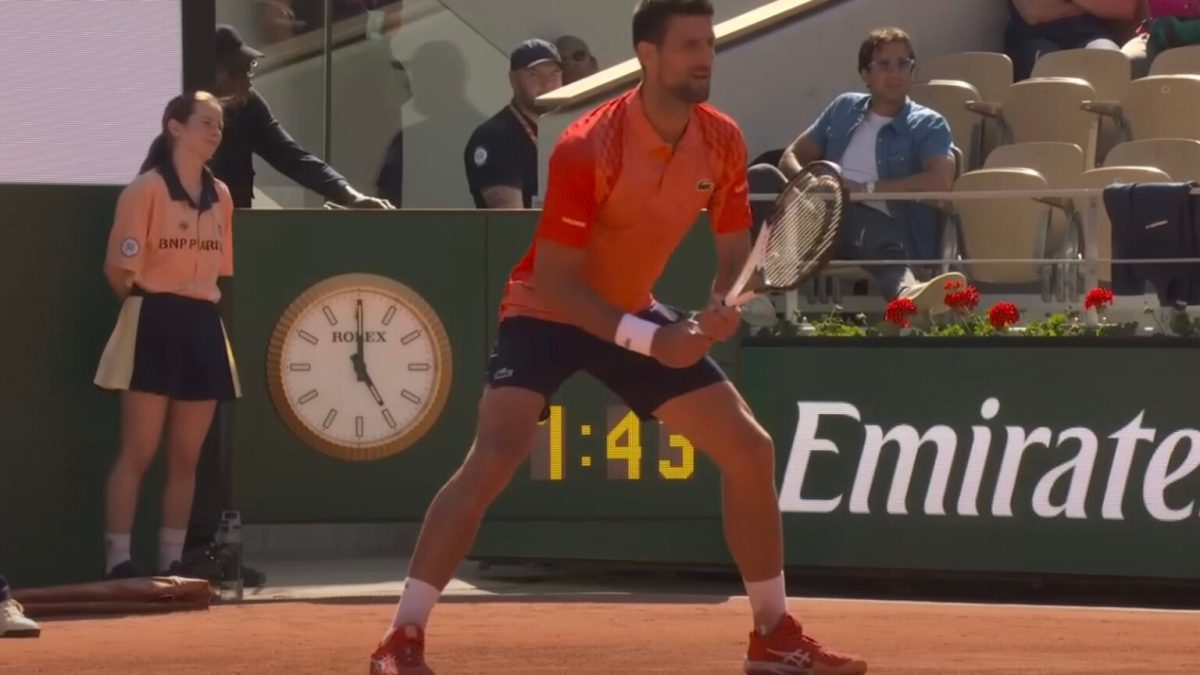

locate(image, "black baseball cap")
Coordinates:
215 24 265 62
509 39 561 72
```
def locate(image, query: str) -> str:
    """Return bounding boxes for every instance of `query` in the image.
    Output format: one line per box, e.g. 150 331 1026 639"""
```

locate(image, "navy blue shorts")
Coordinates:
486 304 727 420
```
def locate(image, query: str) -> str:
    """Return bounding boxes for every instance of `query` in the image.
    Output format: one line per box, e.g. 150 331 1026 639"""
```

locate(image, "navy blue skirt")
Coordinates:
94 288 241 401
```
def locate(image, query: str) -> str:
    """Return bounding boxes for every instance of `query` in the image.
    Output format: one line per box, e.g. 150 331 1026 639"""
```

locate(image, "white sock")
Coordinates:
105 533 132 573
745 573 787 635
392 578 441 630
158 528 187 572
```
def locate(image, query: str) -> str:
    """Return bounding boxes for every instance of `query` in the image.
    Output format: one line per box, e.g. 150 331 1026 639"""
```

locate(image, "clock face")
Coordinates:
267 274 452 461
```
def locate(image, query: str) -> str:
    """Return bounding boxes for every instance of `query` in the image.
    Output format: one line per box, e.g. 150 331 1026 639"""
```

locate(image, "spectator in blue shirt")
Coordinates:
755 27 963 313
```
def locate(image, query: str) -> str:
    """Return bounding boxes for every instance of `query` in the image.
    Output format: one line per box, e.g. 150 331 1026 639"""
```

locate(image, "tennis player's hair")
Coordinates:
632 0 714 46
857 27 916 74
139 91 222 174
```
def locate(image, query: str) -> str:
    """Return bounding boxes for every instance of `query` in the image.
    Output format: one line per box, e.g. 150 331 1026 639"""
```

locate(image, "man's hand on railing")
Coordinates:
337 186 395 209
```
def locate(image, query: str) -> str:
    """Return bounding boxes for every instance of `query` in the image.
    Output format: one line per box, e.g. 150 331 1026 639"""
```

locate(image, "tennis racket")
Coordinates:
723 160 847 307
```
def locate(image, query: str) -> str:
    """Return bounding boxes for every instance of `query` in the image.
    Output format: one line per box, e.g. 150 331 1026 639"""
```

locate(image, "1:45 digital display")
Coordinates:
530 405 697 481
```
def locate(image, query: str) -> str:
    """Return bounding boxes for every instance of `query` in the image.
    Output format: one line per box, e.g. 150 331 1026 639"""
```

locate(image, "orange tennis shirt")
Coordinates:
104 164 234 303
499 88 752 323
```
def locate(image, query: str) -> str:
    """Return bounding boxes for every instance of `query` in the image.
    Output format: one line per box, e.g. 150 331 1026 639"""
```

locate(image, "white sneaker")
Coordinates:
898 272 967 317
0 599 40 638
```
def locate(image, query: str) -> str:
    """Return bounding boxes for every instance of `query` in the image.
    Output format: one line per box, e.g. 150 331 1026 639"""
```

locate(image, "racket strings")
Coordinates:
763 176 843 288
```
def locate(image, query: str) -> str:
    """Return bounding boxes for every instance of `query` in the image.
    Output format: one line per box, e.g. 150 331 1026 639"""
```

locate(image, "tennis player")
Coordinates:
371 2 867 674
95 91 241 580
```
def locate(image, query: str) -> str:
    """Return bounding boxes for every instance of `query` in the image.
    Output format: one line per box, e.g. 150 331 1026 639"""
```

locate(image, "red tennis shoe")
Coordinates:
745 614 867 674
370 625 434 675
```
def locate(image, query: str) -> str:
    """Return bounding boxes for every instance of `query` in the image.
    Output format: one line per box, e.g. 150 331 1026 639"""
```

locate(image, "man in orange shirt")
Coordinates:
371 2 867 674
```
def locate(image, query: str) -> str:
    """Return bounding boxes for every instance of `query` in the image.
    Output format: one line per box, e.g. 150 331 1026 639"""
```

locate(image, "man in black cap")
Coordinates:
209 24 392 209
463 39 563 209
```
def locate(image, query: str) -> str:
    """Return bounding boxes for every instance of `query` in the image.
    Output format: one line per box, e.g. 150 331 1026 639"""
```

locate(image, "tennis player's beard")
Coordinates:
670 80 710 104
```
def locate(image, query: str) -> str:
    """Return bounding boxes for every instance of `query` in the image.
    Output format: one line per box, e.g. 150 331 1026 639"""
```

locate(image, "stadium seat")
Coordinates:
1032 49 1131 161
947 168 1055 295
910 80 984 171
983 142 1086 185
1084 75 1200 144
1069 166 1173 288
922 52 1013 102
1148 45 1200 76
921 52 1013 167
1103 138 1200 181
1032 49 1131 100
984 142 1086 256
969 78 1100 167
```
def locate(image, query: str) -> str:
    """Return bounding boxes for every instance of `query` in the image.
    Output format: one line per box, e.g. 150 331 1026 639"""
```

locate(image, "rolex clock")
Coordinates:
266 273 452 461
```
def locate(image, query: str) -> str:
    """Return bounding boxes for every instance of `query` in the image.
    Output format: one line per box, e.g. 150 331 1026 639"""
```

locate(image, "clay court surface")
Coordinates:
5 596 1200 674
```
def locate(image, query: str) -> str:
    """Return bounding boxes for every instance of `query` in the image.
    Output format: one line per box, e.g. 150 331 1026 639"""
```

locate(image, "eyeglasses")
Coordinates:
870 57 915 72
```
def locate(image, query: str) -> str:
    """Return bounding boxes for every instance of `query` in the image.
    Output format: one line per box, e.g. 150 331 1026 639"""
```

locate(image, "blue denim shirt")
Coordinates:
806 93 953 260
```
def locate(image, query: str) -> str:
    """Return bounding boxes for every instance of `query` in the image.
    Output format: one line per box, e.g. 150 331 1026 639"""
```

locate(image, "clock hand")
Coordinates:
351 299 368 383
354 297 383 406
366 381 385 407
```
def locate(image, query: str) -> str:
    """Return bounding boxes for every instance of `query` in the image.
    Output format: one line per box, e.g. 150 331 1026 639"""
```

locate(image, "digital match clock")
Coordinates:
529 404 698 481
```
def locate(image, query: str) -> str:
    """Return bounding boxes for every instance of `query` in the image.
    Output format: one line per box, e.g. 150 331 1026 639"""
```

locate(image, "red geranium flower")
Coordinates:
1084 287 1115 311
945 284 981 312
988 302 1020 329
885 297 918 328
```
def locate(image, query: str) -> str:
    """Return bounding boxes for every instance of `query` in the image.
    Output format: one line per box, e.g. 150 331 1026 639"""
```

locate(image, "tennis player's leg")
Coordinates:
653 382 865 675
372 318 583 675
595 305 866 675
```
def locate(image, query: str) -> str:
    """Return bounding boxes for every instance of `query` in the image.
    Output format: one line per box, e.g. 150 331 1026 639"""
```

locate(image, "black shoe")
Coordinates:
105 561 143 580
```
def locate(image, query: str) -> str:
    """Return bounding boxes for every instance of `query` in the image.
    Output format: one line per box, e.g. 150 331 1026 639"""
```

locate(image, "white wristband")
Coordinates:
615 314 659 357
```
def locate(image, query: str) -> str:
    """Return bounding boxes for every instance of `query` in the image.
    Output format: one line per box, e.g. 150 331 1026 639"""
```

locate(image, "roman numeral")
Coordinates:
322 409 337 429
408 363 430 372
382 306 397 326
322 306 338 326
401 330 421 345
298 390 318 404
355 416 364 438
299 330 319 346
289 363 312 372
382 409 397 429
401 390 422 405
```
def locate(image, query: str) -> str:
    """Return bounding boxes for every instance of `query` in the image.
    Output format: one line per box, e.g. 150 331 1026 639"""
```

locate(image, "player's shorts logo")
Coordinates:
474 146 489 167
696 179 715 192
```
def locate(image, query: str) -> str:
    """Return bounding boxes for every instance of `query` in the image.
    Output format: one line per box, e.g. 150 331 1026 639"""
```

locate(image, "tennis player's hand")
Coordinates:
651 320 713 369
695 305 741 342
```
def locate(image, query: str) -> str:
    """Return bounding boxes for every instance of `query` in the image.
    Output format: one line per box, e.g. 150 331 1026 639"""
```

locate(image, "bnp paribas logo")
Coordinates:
779 399 1199 523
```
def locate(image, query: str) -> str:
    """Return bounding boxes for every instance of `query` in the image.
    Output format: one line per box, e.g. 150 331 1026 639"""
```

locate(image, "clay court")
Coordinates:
5 595 1200 674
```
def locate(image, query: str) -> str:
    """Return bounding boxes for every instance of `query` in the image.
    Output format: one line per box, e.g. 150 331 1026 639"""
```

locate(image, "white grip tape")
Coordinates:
615 314 659 357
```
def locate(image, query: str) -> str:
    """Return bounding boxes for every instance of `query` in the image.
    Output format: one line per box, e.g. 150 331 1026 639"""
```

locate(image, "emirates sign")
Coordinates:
779 398 1200 522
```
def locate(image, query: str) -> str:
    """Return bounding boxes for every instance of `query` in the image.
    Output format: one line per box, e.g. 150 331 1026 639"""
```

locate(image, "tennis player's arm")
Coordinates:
531 137 626 342
532 241 625 340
